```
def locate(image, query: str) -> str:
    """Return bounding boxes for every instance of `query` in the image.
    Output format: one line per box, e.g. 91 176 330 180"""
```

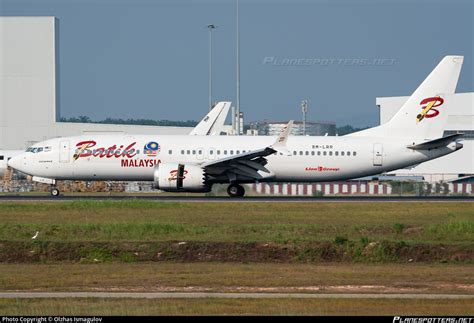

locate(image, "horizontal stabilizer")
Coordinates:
407 133 463 150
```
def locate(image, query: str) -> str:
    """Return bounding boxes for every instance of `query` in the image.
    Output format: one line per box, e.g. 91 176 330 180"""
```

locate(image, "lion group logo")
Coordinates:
144 141 160 156
416 96 444 123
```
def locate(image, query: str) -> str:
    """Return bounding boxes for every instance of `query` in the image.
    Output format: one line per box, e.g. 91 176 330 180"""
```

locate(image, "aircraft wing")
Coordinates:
201 121 293 182
189 102 231 136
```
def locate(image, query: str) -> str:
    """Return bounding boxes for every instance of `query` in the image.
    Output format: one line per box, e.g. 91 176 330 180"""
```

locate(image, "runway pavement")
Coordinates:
0 195 472 202
0 292 473 299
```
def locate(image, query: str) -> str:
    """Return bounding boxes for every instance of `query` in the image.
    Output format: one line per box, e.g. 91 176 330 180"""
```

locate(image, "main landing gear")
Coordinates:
227 184 245 198
50 187 60 197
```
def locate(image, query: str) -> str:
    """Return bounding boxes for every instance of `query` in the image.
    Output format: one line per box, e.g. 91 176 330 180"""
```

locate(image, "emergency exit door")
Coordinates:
373 143 383 166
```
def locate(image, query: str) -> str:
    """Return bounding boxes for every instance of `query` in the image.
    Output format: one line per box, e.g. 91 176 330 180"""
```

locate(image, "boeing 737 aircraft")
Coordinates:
7 56 465 197
0 102 230 178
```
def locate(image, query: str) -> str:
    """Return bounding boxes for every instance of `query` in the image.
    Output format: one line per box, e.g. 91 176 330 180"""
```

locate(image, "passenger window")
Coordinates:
192 150 196 155
224 150 227 155
323 151 327 156
210 150 214 155
353 151 357 156
341 151 345 156
181 150 184 155
168 150 173 155
311 151 315 156
347 151 351 156
329 151 333 156
236 150 240 154
317 151 321 156
335 151 339 156
217 150 220 155
293 151 297 155
299 151 303 156
198 150 202 155
0 156 3 161
187 150 190 155
230 150 234 155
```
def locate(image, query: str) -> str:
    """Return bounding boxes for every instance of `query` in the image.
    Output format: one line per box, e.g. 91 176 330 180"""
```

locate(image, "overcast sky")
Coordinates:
1 0 472 127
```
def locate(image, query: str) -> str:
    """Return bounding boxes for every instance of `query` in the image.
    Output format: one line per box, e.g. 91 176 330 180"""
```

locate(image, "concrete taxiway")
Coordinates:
0 195 472 202
0 292 472 299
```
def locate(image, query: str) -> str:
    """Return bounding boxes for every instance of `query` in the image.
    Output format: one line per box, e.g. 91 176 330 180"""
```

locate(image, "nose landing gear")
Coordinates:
227 184 245 198
50 187 60 197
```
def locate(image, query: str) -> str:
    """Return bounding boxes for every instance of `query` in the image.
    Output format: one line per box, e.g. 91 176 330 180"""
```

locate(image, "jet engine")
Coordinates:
153 163 211 192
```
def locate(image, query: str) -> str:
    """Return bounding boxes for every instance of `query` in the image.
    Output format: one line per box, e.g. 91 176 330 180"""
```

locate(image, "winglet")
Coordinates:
271 120 293 155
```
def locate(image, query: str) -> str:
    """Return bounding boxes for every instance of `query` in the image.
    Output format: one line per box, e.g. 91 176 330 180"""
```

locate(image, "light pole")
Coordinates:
207 24 217 111
236 0 240 135
301 100 308 136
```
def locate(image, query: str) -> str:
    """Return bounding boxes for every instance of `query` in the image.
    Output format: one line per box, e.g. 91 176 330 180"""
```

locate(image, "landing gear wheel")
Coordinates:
50 188 60 197
227 184 245 198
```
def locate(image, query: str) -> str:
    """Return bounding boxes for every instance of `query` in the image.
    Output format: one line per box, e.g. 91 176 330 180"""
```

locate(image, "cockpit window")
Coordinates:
26 147 45 153
44 146 52 152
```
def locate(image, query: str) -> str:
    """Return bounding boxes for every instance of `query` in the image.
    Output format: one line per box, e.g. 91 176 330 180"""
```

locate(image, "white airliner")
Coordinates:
0 150 22 178
7 56 465 197
0 102 230 178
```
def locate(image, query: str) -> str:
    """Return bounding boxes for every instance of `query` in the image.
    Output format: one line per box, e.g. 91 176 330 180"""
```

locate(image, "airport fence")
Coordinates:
0 180 472 196
248 181 473 196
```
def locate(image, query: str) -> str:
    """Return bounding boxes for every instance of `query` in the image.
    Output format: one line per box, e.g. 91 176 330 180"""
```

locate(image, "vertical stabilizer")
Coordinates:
349 56 463 140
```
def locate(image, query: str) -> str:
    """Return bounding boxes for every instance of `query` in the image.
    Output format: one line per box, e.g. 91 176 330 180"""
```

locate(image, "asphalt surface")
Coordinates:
0 292 472 299
0 195 472 202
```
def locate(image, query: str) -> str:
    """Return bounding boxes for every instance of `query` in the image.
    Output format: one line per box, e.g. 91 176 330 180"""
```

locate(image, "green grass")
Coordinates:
427 221 474 240
0 202 472 244
0 298 472 316
0 202 472 264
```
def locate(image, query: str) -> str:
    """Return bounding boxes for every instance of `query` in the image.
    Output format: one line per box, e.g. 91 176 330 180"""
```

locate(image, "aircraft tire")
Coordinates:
50 188 60 197
227 184 245 198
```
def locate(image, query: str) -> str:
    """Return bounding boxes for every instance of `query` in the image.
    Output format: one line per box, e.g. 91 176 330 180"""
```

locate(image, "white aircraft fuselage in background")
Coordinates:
7 56 466 197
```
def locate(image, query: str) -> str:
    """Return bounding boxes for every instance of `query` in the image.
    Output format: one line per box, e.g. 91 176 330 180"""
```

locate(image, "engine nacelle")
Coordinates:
153 163 210 192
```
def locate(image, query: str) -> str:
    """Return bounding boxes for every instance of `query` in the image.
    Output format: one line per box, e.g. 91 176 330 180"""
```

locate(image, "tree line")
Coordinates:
60 116 367 135
59 116 198 127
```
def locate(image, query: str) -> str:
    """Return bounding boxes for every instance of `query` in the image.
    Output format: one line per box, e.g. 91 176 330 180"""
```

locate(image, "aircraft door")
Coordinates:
59 140 70 163
373 143 383 166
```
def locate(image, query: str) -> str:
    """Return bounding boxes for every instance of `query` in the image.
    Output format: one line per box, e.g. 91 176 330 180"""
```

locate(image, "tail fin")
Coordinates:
189 102 231 136
350 56 463 140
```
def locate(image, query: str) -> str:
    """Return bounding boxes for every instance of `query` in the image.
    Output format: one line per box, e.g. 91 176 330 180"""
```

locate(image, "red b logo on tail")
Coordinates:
416 96 444 122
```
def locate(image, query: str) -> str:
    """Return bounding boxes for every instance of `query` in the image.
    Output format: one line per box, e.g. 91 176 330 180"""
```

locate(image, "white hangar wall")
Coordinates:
376 93 473 181
0 17 192 150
